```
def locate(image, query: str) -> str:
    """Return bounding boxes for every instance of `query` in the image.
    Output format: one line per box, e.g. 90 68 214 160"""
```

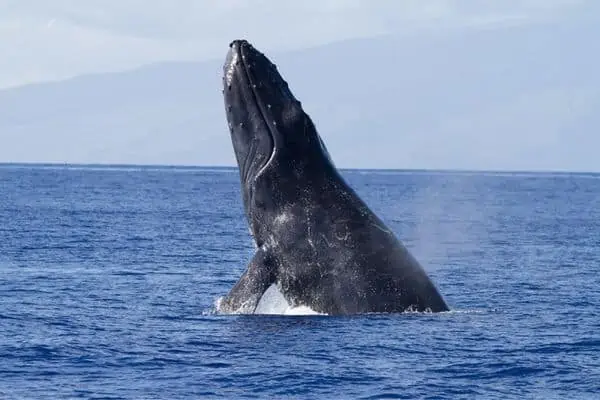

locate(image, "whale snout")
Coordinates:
222 39 328 185
229 39 251 50
223 39 296 105
223 39 264 82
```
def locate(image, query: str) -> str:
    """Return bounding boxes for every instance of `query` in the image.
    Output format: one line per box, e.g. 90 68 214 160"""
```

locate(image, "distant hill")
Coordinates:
1 17 598 171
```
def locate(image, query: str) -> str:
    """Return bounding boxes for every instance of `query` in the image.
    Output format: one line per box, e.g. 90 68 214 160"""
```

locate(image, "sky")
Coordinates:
0 0 590 89
1 0 598 171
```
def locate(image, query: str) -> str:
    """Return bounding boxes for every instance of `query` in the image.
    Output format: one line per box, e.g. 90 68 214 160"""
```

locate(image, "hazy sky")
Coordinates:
1 0 597 171
0 0 589 88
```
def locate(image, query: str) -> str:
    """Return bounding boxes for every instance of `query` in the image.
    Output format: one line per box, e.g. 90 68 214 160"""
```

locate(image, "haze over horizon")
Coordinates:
2 0 598 171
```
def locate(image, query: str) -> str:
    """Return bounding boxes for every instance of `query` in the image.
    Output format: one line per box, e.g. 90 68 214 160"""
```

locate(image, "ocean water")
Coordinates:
1 164 599 399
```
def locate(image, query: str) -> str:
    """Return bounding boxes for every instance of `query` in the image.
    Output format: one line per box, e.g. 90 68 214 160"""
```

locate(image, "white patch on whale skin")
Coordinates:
254 284 325 316
274 212 291 225
307 220 316 252
225 50 239 86
215 295 260 315
370 222 393 236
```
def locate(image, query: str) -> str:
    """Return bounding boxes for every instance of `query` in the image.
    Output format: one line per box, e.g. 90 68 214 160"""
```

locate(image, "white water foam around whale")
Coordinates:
215 284 325 316
254 284 324 315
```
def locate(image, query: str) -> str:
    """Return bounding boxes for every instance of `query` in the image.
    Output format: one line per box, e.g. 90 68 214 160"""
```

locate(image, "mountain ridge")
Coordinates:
2 18 598 170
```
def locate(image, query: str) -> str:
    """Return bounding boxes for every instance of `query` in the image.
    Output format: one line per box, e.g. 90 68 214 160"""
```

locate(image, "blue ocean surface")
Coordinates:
0 164 598 399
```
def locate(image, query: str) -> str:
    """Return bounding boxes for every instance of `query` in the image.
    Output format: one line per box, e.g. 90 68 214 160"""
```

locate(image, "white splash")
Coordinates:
254 284 325 316
284 305 323 315
214 296 224 312
215 285 324 316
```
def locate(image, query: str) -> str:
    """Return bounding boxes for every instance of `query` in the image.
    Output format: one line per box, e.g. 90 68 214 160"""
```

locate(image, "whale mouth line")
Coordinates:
236 42 278 182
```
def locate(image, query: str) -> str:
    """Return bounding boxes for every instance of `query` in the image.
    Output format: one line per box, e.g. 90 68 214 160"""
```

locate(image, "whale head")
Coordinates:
222 39 335 239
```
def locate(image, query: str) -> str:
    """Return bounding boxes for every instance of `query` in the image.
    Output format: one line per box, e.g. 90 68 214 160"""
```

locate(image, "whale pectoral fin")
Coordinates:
219 249 276 314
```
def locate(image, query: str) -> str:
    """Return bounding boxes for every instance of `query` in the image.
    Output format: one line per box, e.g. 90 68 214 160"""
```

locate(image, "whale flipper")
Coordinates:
220 249 276 314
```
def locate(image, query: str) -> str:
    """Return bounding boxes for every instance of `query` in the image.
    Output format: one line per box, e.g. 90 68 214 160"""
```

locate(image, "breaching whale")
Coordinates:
218 39 448 315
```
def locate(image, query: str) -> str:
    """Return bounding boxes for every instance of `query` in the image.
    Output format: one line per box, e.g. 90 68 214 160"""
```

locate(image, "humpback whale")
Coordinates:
218 39 448 315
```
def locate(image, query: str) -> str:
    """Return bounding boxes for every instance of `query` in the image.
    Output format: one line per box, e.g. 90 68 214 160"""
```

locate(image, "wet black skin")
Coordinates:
219 39 448 315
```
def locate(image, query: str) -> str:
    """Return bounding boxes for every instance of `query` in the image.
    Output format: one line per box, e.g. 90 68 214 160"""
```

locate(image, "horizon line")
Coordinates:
0 162 598 176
